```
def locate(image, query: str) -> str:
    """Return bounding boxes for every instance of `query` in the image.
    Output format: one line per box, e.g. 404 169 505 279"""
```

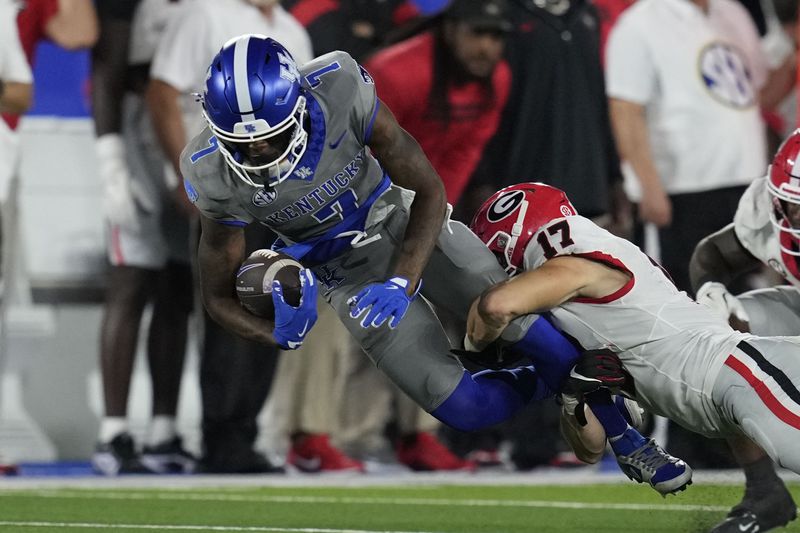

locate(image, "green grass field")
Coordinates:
1 482 799 533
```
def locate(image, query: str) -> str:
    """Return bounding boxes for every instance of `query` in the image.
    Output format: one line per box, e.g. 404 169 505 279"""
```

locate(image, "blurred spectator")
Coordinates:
285 0 420 61
2 0 99 130
366 0 511 208
477 0 625 228
90 0 195 476
146 0 312 473
0 0 32 476
0 0 98 308
606 0 770 468
607 0 769 297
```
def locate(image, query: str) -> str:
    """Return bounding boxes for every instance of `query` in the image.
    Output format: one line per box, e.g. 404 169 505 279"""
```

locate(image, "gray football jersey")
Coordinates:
180 50 389 246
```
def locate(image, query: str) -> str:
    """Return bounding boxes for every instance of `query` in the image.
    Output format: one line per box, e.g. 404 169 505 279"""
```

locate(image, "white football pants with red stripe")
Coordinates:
713 337 800 473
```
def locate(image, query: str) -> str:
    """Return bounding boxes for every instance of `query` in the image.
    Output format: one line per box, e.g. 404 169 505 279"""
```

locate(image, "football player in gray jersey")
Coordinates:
182 35 685 492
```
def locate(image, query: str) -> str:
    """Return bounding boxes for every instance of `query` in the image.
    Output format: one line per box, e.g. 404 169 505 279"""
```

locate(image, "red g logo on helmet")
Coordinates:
487 190 525 222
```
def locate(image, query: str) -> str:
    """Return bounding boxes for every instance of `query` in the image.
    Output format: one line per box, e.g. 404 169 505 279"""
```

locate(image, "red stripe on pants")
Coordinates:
725 354 800 430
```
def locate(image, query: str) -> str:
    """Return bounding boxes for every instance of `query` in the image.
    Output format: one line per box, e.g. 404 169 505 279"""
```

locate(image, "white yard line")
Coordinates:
0 522 436 533
0 489 730 513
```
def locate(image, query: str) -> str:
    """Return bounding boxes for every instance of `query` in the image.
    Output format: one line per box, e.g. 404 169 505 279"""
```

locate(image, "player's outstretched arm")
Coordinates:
367 100 447 293
468 257 602 349
689 223 761 291
198 216 280 345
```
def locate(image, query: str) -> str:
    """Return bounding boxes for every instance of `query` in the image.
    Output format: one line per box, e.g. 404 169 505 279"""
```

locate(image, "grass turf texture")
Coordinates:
0 483 799 532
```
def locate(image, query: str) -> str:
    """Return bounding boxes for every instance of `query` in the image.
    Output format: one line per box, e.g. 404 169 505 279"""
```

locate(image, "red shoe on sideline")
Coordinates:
395 432 477 472
287 434 365 473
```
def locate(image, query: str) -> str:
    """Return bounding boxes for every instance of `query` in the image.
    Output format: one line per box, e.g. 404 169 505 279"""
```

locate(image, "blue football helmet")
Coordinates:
200 34 308 187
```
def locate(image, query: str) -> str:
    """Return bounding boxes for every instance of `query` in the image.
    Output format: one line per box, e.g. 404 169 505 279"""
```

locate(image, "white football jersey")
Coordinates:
734 176 800 285
523 215 748 435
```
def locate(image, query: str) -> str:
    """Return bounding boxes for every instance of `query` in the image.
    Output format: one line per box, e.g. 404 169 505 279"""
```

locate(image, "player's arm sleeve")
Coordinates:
180 152 252 228
605 19 655 104
339 53 380 146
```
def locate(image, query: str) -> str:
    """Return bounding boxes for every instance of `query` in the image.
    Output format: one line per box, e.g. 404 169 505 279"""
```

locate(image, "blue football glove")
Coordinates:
348 276 420 329
272 268 318 350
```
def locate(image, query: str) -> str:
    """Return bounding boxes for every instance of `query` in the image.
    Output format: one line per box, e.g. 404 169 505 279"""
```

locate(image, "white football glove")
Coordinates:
695 281 750 323
95 134 154 231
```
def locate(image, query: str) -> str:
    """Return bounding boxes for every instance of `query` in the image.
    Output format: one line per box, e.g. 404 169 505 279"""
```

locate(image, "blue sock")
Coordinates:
585 390 646 455
431 367 553 432
508 315 580 391
585 390 627 436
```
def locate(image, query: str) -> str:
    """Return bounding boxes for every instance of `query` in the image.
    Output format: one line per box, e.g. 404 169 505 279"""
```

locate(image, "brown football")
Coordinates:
235 249 303 320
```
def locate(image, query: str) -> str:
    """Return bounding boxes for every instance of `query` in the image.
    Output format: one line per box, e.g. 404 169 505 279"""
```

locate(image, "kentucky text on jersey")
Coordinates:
265 150 366 226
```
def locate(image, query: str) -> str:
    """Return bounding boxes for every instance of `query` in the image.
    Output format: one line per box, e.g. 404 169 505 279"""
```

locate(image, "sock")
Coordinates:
99 417 128 443
147 416 177 447
508 315 579 391
585 390 647 456
585 390 627 437
742 456 782 501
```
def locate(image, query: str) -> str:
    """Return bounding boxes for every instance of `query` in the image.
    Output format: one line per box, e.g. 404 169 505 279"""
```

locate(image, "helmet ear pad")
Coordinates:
200 34 308 187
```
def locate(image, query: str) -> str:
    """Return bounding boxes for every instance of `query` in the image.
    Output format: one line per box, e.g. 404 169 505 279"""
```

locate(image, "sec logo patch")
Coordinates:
253 188 277 207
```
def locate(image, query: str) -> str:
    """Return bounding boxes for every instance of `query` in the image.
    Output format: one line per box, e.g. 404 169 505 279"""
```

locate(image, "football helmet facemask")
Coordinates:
199 34 307 188
767 129 800 256
470 182 577 275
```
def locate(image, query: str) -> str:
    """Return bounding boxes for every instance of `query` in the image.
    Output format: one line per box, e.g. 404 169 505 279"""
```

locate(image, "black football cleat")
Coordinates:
709 483 797 533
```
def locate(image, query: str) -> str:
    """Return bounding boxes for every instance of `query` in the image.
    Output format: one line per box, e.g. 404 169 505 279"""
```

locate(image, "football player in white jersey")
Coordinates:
468 182 800 532
689 130 800 532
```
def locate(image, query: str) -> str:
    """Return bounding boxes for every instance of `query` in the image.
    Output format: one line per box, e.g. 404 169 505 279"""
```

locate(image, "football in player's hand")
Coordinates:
236 249 303 320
